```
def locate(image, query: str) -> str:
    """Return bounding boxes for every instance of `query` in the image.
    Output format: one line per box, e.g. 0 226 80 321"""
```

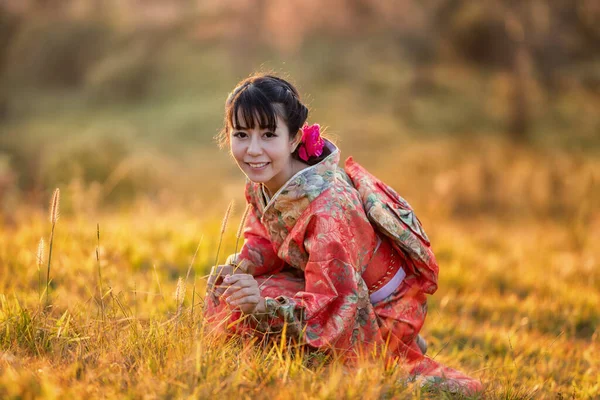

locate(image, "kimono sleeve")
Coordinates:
234 185 285 277
263 210 380 352
344 157 439 294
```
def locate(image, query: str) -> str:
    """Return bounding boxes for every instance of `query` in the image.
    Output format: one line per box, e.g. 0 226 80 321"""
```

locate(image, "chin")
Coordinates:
243 170 271 184
246 176 268 184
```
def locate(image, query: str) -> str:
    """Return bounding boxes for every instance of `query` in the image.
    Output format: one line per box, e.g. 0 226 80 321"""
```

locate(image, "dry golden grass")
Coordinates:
0 141 598 399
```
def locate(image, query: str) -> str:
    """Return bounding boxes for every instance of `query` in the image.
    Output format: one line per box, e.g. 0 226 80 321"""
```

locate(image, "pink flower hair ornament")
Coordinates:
298 123 324 162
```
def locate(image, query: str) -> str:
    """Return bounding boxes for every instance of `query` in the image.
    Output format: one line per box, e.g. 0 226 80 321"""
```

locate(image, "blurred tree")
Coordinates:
5 18 111 88
0 7 21 120
1 0 599 141
502 2 532 142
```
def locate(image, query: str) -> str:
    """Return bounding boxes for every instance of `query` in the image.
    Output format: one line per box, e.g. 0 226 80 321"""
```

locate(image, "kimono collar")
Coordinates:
260 139 340 215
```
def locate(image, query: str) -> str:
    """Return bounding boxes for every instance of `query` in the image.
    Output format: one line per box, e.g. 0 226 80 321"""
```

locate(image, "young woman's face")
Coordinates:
229 113 300 195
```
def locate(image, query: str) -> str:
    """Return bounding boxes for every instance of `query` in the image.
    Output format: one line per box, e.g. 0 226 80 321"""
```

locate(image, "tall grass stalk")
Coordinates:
185 238 202 323
174 277 186 333
46 188 60 307
232 204 250 274
96 223 105 323
209 201 234 305
153 264 163 300
215 201 234 267
36 238 44 302
191 276 198 325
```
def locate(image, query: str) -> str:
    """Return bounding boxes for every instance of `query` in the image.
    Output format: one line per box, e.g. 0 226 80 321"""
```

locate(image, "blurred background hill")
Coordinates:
0 0 598 220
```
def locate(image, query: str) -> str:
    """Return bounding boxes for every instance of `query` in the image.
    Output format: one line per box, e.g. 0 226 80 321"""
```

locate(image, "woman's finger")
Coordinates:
220 282 258 300
220 274 255 290
225 287 259 303
220 279 255 299
214 276 240 297
222 274 253 285
228 295 261 314
229 295 259 307
208 265 233 290
208 265 236 300
211 265 234 282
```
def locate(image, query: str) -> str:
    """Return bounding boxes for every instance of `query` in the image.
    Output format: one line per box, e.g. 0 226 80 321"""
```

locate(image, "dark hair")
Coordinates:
217 73 329 165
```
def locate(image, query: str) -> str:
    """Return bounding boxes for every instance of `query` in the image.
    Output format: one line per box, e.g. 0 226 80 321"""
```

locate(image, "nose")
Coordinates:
247 135 262 156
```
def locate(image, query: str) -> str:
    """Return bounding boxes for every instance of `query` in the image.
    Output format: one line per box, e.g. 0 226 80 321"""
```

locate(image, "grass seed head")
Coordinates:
236 204 250 239
175 277 186 306
37 238 45 266
220 201 234 235
50 188 60 224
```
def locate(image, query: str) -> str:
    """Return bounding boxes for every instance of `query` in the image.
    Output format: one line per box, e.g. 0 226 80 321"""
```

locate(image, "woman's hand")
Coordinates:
220 274 266 315
207 264 235 304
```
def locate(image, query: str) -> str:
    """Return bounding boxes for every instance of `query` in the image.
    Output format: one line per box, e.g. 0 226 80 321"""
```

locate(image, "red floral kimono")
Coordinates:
205 141 482 394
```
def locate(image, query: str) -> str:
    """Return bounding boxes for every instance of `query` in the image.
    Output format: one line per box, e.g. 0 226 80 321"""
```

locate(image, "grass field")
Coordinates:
1 36 599 398
0 149 598 399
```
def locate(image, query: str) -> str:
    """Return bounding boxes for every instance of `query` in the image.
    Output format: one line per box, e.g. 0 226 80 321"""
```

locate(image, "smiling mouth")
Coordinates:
246 162 270 169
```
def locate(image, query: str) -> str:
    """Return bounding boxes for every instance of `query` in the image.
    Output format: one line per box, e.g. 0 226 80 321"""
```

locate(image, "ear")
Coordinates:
290 129 303 153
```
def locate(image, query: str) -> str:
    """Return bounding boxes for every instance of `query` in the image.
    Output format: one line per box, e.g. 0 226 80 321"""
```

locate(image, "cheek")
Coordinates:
230 143 244 161
266 142 291 163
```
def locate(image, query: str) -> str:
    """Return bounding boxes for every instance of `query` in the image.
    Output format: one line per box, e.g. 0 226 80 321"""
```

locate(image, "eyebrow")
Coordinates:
232 124 273 131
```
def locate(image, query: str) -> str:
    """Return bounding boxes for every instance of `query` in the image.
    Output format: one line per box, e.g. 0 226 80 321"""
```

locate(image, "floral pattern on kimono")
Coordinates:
344 157 439 295
212 142 381 352
204 140 483 395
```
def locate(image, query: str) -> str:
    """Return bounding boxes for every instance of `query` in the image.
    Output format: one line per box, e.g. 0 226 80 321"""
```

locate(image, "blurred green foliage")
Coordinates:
0 1 598 213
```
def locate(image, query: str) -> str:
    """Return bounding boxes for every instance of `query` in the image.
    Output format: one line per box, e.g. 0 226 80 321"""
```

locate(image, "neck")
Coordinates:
263 158 309 197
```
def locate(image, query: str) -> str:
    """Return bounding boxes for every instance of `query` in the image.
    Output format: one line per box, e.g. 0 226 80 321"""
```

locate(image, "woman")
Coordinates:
204 73 482 394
